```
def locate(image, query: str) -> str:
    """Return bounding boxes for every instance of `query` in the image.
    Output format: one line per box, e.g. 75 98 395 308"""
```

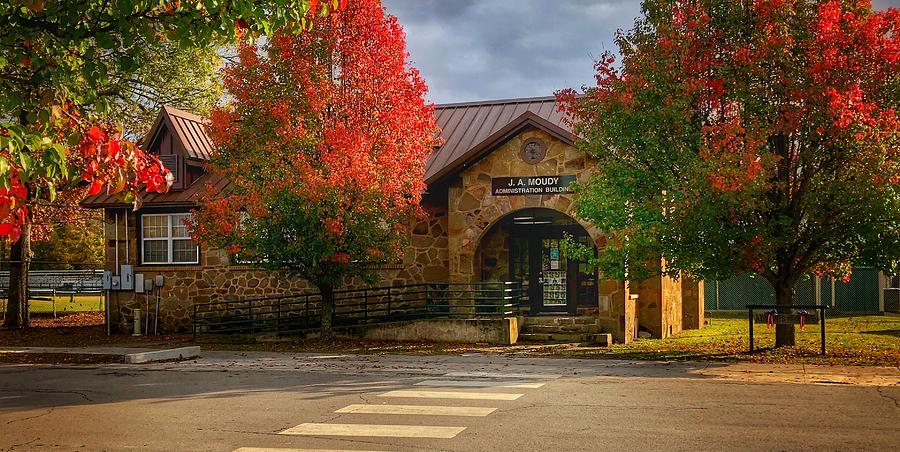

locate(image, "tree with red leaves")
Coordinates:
559 0 900 347
193 0 438 339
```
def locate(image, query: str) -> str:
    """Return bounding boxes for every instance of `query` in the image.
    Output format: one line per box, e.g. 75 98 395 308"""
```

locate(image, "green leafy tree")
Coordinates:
1 0 325 328
30 213 104 270
104 42 223 138
559 0 900 347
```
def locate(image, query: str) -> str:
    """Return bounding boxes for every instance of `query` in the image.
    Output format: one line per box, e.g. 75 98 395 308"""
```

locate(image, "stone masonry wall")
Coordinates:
476 223 510 281
447 128 604 281
102 202 448 333
445 128 633 337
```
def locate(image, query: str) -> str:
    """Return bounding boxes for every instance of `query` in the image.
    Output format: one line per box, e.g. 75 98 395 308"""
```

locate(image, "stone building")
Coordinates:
83 97 703 342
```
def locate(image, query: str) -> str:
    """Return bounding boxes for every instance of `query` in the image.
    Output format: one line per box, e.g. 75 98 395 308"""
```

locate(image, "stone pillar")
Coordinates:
628 268 684 339
622 283 636 344
682 277 705 330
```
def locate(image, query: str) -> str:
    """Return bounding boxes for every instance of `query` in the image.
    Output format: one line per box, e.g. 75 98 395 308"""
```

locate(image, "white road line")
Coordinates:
415 379 545 389
234 448 386 452
335 404 496 417
279 423 466 439
378 390 524 401
443 371 561 379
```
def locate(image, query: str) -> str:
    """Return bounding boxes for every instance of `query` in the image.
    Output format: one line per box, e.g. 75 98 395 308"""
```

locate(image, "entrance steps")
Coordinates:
519 316 611 345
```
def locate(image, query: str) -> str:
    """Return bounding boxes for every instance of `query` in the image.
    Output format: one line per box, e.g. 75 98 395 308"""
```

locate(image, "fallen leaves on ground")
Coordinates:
0 312 191 349
30 311 105 328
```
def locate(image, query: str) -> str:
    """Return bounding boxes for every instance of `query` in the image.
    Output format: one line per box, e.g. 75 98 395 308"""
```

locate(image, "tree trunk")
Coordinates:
319 284 334 341
3 222 32 329
774 281 795 347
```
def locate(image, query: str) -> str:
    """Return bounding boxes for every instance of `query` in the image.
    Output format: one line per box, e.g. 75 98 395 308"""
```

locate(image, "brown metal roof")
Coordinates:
84 96 572 209
425 96 573 184
154 106 214 161
80 172 229 208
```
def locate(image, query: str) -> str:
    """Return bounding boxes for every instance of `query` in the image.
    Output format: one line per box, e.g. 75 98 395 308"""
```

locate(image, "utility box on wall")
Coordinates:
120 265 134 290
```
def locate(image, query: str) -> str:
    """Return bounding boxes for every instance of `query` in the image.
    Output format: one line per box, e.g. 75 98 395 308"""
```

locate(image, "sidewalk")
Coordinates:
0 345 199 364
2 345 898 386
151 349 900 387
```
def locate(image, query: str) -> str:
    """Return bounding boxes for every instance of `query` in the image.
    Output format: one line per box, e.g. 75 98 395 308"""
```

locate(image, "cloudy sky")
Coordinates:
383 0 900 105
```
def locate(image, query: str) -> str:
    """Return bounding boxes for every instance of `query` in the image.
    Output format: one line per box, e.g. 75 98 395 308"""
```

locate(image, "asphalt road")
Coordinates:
1 352 898 451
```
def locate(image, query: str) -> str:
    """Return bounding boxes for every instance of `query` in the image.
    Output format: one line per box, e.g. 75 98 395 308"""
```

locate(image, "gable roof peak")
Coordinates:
162 105 207 124
145 105 214 161
425 95 573 185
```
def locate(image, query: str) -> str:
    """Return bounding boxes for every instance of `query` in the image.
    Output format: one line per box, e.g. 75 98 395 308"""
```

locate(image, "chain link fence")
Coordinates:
0 261 104 316
705 267 884 313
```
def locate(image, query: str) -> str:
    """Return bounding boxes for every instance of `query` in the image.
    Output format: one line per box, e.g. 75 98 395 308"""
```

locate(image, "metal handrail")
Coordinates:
193 281 523 337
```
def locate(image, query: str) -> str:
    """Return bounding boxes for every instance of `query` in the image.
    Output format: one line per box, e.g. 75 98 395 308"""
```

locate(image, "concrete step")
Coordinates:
521 324 602 334
522 316 600 326
519 332 612 345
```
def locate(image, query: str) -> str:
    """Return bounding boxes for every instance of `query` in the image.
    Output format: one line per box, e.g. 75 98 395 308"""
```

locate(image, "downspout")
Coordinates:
124 211 129 264
114 211 119 271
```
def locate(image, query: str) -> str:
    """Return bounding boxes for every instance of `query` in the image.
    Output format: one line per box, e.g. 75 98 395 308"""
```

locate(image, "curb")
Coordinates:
125 346 201 364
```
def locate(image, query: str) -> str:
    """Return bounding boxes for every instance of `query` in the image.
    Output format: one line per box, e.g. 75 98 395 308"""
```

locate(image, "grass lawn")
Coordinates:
0 295 103 315
200 314 900 367
588 315 900 366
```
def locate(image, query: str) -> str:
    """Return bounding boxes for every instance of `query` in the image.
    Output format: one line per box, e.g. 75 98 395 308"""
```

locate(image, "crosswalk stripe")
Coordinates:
443 371 561 379
335 403 496 416
279 423 466 438
234 448 386 452
415 379 545 388
378 390 523 400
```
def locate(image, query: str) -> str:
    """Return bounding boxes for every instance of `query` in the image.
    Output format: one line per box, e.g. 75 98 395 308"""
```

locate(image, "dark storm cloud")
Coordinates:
383 0 641 103
384 0 900 105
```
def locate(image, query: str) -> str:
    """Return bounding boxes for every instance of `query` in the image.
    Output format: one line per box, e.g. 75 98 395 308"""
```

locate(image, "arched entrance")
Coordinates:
475 208 597 314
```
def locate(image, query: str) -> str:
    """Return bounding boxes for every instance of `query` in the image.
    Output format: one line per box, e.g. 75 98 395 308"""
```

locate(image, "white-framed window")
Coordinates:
141 213 199 264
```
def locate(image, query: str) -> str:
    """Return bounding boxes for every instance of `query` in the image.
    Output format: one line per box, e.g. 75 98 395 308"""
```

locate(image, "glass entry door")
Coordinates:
540 238 568 310
516 232 577 315
504 208 595 315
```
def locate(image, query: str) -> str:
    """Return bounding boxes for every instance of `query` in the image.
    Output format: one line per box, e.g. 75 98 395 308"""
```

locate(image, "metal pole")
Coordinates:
124 210 129 263
820 307 826 356
145 291 149 335
715 280 720 310
114 212 119 271
814 275 821 306
154 286 160 335
831 277 836 307
748 308 754 353
105 290 110 336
